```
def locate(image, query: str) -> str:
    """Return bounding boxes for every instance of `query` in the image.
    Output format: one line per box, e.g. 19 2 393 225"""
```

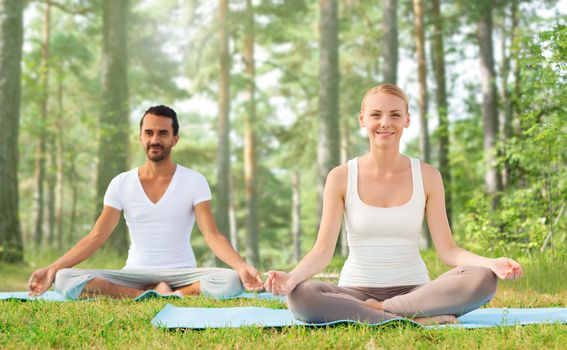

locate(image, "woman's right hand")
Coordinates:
28 266 57 296
264 271 298 296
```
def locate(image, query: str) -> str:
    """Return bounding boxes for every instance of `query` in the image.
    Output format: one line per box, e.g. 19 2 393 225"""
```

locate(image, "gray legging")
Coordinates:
288 266 497 323
53 267 244 300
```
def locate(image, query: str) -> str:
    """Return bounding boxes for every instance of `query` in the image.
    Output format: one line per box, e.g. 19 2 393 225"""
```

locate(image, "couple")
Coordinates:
29 84 523 325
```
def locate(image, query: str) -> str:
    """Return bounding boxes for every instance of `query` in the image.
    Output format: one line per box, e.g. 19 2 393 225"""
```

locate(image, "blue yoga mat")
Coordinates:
0 290 285 302
150 304 567 329
0 291 69 302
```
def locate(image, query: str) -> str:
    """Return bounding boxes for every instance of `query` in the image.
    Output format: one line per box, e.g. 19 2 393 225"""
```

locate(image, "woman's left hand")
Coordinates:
489 257 524 280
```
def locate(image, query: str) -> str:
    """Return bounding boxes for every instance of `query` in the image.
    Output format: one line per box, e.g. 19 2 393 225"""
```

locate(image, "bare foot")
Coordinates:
362 298 384 311
412 315 458 326
152 281 173 295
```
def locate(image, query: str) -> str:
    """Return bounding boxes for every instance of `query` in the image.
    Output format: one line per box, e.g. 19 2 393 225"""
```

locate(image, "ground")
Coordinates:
1 251 565 349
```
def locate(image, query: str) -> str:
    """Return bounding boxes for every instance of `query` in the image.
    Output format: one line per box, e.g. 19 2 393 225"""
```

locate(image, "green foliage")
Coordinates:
457 23 566 256
13 0 566 268
461 191 546 255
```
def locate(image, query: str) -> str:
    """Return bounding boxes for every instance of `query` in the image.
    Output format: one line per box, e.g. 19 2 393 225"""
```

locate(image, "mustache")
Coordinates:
147 144 164 149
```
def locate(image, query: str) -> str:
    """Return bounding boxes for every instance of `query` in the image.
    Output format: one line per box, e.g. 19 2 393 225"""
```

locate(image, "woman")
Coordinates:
265 84 523 325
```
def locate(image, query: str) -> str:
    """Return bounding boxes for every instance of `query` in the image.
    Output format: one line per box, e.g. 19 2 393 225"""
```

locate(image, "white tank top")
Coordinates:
338 157 430 287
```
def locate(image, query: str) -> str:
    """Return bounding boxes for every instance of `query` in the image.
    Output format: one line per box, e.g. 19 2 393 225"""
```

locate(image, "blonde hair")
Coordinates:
360 83 409 114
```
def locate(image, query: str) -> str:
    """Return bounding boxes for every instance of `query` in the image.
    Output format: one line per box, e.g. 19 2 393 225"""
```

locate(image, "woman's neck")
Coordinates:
366 147 405 173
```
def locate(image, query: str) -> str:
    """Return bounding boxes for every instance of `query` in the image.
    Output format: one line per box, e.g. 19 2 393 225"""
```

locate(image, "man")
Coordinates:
28 105 263 299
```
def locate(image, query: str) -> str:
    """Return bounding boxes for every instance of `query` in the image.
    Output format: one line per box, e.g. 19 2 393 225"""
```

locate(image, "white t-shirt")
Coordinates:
103 164 211 269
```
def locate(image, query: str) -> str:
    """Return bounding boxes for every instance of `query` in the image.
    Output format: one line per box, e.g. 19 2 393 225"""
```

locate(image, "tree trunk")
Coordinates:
339 117 349 257
0 0 24 263
56 74 65 249
291 170 301 263
431 0 452 224
243 0 259 266
498 6 514 190
413 0 432 249
34 0 51 248
318 0 340 248
47 133 56 246
98 0 130 254
382 0 398 84
215 0 231 246
511 0 521 137
68 158 78 247
228 175 238 252
510 1 525 188
413 0 430 163
477 2 502 199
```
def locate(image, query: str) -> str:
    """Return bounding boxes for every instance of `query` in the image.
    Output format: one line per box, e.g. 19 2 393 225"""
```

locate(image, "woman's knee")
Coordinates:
477 266 498 297
287 280 325 320
465 266 498 300
288 280 320 304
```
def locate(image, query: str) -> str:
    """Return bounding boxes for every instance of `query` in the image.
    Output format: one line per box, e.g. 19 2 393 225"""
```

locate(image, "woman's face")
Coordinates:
359 92 410 149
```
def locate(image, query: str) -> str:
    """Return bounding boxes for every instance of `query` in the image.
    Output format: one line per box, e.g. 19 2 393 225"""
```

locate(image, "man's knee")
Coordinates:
202 269 243 299
222 269 243 294
54 268 77 291
53 268 89 299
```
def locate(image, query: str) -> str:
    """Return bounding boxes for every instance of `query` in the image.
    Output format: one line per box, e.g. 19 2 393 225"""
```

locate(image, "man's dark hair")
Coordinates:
140 105 179 136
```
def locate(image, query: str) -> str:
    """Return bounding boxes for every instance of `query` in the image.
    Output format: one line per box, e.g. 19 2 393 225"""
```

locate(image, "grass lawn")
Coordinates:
1 251 566 349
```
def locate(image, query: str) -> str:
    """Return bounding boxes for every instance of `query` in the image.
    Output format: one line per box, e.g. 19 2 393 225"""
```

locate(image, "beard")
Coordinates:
146 143 172 162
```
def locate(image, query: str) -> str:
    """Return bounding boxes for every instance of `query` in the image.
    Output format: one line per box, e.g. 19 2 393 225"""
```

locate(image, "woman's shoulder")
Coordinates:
327 162 349 182
416 160 440 176
325 162 350 195
416 159 444 191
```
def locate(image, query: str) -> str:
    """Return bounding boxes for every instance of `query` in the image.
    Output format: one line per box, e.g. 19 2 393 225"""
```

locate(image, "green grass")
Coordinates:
1 251 566 349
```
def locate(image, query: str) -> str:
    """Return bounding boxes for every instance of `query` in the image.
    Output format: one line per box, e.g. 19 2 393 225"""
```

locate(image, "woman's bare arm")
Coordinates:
423 163 523 279
265 165 347 295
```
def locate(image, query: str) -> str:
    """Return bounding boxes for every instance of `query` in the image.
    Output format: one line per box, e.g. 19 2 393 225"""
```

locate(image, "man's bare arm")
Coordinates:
28 206 121 295
194 201 263 290
194 201 247 269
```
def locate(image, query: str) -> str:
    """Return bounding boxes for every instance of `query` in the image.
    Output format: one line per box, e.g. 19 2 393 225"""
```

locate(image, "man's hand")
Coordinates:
264 271 298 296
28 266 58 296
489 257 523 280
237 264 263 291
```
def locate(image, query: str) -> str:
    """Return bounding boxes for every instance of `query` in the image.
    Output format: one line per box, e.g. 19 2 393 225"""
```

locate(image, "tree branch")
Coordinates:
44 0 93 15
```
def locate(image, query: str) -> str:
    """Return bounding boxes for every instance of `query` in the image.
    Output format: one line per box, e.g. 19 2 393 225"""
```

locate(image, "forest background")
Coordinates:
0 0 565 279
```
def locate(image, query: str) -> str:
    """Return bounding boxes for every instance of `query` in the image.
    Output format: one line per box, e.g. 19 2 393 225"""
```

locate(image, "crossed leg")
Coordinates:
80 278 186 299
287 266 497 325
54 267 241 300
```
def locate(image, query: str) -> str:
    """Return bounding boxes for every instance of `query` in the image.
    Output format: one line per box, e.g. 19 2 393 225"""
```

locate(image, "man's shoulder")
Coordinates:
175 164 207 181
111 168 138 182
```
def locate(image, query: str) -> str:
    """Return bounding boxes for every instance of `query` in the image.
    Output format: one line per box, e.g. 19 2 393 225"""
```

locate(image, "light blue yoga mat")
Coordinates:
0 290 183 302
0 290 285 302
151 304 567 329
0 291 69 302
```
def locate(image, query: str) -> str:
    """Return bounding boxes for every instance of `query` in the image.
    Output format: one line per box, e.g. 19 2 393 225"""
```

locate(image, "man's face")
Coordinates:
139 114 179 163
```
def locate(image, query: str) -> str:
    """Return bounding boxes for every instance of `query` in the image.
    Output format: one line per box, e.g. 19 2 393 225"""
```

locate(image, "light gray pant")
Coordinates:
53 267 243 300
288 266 498 323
